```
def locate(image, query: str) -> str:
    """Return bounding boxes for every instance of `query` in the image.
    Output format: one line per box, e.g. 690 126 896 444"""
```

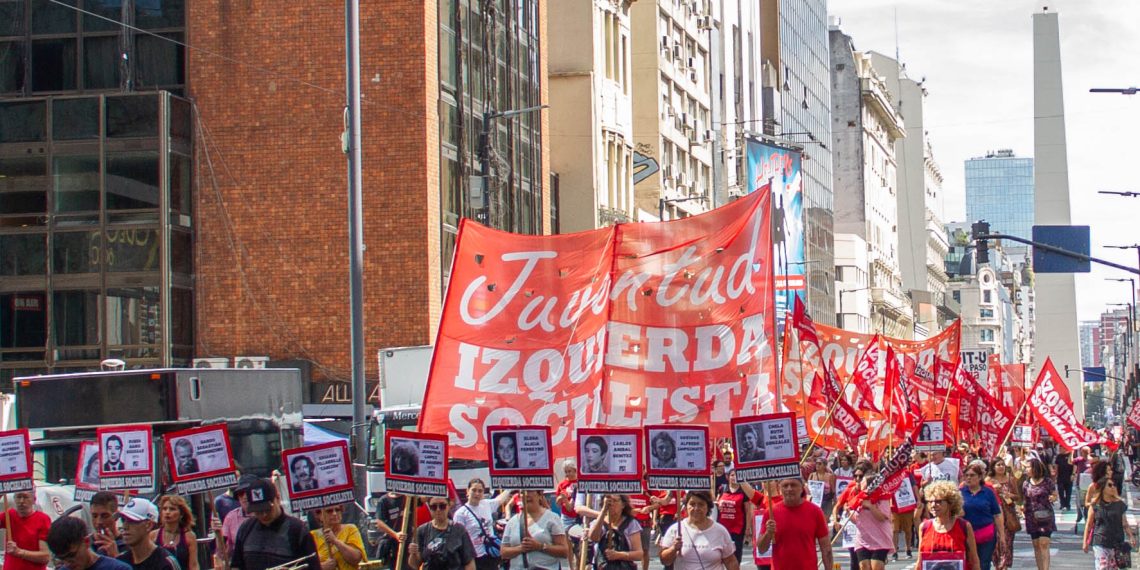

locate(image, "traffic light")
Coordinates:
972 221 990 265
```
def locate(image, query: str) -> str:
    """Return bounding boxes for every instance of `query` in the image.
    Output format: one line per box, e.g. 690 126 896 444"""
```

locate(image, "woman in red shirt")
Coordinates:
716 470 751 562
918 481 981 570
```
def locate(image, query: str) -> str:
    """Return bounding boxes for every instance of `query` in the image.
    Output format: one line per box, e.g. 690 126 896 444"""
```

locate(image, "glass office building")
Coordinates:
965 150 1034 242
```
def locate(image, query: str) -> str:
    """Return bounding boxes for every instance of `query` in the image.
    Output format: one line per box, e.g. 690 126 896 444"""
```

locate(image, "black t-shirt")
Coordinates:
117 547 181 570
231 513 319 570
415 522 475 570
1054 453 1073 480
1092 500 1128 547
377 495 405 530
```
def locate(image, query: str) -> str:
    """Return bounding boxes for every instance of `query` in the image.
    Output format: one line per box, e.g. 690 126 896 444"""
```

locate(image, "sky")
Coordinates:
827 0 1140 320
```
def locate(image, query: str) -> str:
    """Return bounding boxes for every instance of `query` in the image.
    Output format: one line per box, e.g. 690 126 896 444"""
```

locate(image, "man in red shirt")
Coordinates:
757 478 832 570
1 490 51 570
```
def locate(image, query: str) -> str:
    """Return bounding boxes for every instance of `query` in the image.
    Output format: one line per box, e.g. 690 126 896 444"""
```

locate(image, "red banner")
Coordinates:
1128 400 1140 432
420 191 777 460
1028 358 1115 452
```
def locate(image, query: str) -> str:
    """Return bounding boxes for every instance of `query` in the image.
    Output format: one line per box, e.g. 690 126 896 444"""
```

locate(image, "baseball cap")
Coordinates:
118 498 158 523
245 478 278 513
234 473 261 496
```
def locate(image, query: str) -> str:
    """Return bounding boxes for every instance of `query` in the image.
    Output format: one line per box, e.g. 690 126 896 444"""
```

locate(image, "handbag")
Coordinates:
1003 504 1022 533
463 504 501 558
1117 542 1133 569
1032 508 1053 523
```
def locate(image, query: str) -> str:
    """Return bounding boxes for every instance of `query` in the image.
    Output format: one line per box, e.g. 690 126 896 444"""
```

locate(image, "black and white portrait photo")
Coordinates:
390 440 420 476
290 455 319 492
581 435 611 474
734 424 766 462
492 432 518 469
173 439 200 475
102 435 126 472
649 431 677 469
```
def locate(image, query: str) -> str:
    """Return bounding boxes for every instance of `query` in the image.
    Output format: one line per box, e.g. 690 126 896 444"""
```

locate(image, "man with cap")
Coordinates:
116 498 180 570
230 478 319 570
215 474 260 568
47 516 131 570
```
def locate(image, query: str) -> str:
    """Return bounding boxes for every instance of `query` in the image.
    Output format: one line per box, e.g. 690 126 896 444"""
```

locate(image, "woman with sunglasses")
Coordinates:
408 497 476 570
917 481 980 570
1083 476 1137 570
587 494 642 570
658 491 739 570
502 490 569 570
1021 458 1057 570
311 505 367 570
959 463 1003 570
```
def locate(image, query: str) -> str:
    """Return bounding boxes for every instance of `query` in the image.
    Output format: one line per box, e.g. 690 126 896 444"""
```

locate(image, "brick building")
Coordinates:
0 0 550 388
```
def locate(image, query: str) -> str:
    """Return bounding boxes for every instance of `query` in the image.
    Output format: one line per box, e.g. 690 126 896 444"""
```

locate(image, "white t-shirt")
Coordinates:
920 458 960 484
454 501 496 557
657 520 735 570
503 509 566 570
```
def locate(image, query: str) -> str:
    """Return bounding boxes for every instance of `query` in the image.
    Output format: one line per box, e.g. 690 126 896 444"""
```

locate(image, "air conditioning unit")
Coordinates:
233 356 269 369
703 129 715 143
689 69 698 83
680 113 690 130
672 45 683 61
192 357 230 369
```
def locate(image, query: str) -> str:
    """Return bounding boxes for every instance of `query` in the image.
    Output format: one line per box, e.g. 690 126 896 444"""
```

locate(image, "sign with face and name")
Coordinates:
1011 424 1036 447
576 428 643 494
0 429 32 494
74 441 100 502
731 412 801 484
486 425 553 490
644 425 709 490
384 431 449 498
916 419 948 452
283 440 355 510
97 425 154 491
163 424 238 495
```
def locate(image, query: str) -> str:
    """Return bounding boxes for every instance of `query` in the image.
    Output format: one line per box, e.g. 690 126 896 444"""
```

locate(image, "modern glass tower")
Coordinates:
965 149 1034 244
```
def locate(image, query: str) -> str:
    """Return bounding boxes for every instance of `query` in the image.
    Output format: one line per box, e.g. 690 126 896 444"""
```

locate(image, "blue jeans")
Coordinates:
976 538 997 570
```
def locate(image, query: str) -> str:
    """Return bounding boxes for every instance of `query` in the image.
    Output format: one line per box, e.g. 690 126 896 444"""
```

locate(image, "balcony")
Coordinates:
597 206 631 226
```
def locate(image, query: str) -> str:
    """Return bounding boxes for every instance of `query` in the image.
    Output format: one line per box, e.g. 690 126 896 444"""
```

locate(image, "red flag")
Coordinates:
1028 358 1116 452
884 348 920 437
819 365 869 447
792 296 821 349
845 423 920 509
850 337 883 414
1127 399 1140 432
975 391 1016 458
952 363 982 443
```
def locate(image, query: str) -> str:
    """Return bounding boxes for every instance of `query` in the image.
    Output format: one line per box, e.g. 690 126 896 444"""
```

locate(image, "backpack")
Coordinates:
593 517 637 570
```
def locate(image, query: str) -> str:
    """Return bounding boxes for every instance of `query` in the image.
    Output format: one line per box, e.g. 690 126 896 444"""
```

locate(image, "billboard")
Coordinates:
746 138 803 332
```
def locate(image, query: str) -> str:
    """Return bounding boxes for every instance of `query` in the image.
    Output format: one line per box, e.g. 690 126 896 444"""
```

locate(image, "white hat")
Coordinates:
118 498 158 523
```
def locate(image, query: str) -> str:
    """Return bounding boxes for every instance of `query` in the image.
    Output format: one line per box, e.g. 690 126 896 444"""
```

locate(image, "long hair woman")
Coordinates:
916 481 980 570
153 495 198 570
453 479 512 570
311 504 366 570
985 457 1021 570
658 491 739 570
1022 457 1058 570
715 470 751 563
1083 476 1137 570
587 494 642 570
501 490 569 570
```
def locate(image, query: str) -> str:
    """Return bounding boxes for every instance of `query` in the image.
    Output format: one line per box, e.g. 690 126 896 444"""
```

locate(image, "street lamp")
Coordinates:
1090 87 1138 95
1107 277 1137 331
1098 191 1140 197
479 104 549 226
836 285 873 331
1105 244 1140 279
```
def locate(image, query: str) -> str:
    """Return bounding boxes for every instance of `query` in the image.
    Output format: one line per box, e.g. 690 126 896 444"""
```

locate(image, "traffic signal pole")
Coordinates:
974 232 1140 276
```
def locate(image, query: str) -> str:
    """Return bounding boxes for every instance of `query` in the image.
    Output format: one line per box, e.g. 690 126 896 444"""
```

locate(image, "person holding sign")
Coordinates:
409 496 476 570
455 479 514 570
311 504 366 570
0 490 51 570
501 491 569 570
916 482 980 570
715 471 751 563
230 479 320 570
757 479 832 570
587 495 643 570
657 491 738 570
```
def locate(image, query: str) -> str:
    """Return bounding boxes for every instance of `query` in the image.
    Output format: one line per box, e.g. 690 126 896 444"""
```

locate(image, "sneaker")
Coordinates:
906 552 913 559
892 553 899 561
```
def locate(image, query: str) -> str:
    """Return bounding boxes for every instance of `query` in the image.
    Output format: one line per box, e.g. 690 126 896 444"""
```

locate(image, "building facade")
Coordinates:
549 0 634 231
834 233 871 333
0 0 551 387
965 149 1034 257
1080 320 1101 368
829 27 912 339
630 0 715 221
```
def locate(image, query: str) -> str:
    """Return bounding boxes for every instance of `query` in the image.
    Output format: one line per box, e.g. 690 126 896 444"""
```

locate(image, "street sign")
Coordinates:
1082 366 1107 382
1032 225 1091 273
960 349 991 376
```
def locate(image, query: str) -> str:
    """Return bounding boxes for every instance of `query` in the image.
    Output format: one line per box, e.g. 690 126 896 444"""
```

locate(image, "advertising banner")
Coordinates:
576 428 643 493
97 425 153 491
284 441 355 510
384 432 449 498
0 429 33 494
747 138 803 332
645 425 710 490
486 425 553 490
163 424 238 495
731 412 801 483
419 190 777 460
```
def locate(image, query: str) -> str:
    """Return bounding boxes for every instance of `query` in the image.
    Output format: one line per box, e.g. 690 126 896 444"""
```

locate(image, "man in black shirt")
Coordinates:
230 479 319 570
373 492 407 568
1055 449 1074 510
115 498 180 570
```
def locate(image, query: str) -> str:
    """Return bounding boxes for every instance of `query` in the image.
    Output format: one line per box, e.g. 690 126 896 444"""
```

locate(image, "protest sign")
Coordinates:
576 428 643 493
282 441 354 510
1011 425 1036 447
384 431 448 498
486 425 553 490
894 477 918 513
163 424 238 495
645 425 709 490
74 441 100 502
731 412 801 484
807 479 825 508
916 419 947 452
419 191 779 461
97 424 154 491
0 429 32 494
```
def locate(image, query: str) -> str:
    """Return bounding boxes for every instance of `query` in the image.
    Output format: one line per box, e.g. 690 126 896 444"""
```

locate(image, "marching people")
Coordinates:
658 491 739 570
408 495 476 570
807 459 837 517
628 481 657 570
985 458 1020 570
1053 448 1075 512
229 479 320 570
153 495 198 570
90 491 127 558
714 470 751 563
586 494 643 570
453 479 510 570
917 481 980 570
757 479 832 570
832 463 867 570
1021 458 1057 570
0 489 52 570
47 516 132 570
310 504 366 570
116 498 182 570
851 471 894 570
214 475 258 569
501 490 569 570
373 490 409 568
959 463 1004 570
554 463 582 568
1083 476 1137 570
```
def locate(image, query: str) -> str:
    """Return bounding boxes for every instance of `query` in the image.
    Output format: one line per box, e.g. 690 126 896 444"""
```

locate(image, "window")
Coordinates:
983 290 992 304
0 291 47 359
0 234 46 275
0 156 48 215
980 329 994 342
980 308 994 318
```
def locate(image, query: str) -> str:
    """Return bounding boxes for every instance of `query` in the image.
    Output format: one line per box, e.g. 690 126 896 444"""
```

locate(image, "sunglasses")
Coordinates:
428 503 449 511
